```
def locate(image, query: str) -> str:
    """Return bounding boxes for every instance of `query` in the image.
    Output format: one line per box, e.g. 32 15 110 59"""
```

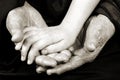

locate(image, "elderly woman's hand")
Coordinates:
6 1 47 50
35 14 115 75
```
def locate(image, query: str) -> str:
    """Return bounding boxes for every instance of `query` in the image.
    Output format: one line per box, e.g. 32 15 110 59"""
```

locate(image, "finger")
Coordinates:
35 55 57 67
27 39 52 64
42 40 67 54
47 53 58 59
54 50 72 63
21 41 31 61
84 17 99 52
68 47 74 52
24 30 38 39
36 66 46 73
21 35 41 61
27 50 39 65
47 56 84 75
11 30 24 43
15 40 24 50
31 37 58 54
84 15 115 52
68 39 81 52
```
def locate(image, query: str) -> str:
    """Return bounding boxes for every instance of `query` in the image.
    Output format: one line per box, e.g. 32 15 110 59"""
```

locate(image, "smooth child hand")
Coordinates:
21 25 76 64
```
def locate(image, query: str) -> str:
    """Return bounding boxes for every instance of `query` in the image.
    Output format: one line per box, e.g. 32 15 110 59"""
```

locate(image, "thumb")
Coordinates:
11 30 24 43
84 15 115 52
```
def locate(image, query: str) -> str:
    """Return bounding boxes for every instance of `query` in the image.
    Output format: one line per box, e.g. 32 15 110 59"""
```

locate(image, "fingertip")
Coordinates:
36 67 46 73
15 43 22 50
11 33 23 43
27 54 35 65
27 60 33 65
15 45 20 50
47 70 52 75
47 69 54 75
11 35 17 42
21 56 26 61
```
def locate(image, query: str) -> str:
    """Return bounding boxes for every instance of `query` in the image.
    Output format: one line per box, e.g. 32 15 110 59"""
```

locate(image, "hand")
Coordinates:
35 50 72 73
6 1 47 50
38 14 115 75
21 25 76 64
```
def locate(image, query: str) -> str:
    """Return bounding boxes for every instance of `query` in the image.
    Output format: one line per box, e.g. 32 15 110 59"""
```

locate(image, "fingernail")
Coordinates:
27 60 32 65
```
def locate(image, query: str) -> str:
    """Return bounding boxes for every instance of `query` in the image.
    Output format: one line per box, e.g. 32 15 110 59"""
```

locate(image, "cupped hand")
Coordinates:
6 1 47 50
39 14 115 75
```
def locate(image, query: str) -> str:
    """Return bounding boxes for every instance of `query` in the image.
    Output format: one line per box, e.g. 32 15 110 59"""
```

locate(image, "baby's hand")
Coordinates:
21 26 76 64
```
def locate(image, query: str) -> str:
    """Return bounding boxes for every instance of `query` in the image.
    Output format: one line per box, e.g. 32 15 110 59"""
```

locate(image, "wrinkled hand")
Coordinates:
6 1 47 49
36 14 115 75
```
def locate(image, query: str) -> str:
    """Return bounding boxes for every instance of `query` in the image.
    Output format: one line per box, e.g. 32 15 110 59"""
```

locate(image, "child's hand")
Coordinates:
21 26 76 64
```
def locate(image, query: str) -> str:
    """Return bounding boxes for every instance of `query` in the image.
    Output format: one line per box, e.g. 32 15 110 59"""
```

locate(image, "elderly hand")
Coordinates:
36 14 115 75
6 1 47 50
6 1 48 62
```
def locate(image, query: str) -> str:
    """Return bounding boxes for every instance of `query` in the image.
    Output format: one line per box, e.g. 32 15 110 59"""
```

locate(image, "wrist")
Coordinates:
55 24 79 43
60 21 83 39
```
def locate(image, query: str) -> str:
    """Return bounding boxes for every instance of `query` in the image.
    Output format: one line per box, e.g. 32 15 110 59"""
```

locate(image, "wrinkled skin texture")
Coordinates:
6 1 115 75
43 15 115 75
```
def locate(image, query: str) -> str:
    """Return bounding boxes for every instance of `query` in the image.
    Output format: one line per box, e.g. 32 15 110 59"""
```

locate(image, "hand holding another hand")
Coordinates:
6 1 115 75
36 14 115 75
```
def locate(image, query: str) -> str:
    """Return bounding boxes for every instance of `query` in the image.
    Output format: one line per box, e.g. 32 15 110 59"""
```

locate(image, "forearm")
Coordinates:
61 0 100 37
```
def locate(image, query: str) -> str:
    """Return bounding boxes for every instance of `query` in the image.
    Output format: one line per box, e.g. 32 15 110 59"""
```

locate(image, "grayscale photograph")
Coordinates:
0 0 120 80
